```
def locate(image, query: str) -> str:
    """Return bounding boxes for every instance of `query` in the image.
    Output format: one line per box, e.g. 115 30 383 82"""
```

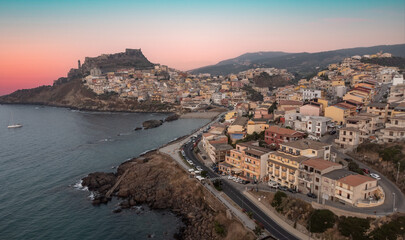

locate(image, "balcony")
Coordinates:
282 168 287 172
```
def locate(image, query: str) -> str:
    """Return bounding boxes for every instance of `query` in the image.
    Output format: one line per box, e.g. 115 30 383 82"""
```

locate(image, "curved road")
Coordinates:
183 140 299 240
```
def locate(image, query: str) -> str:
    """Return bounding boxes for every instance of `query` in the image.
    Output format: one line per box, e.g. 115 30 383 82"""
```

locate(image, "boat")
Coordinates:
8 124 23 129
7 112 23 129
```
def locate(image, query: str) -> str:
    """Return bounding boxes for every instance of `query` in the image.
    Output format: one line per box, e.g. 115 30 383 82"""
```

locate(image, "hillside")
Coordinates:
0 49 177 112
191 44 405 76
0 78 175 112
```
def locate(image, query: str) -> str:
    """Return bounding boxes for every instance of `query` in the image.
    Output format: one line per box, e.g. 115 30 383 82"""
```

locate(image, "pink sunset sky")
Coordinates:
0 0 404 95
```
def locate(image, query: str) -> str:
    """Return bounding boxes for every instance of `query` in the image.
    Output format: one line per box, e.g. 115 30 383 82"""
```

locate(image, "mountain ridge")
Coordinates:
190 44 405 76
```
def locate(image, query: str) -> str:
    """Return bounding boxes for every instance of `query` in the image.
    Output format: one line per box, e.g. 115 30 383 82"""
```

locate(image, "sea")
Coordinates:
0 104 210 240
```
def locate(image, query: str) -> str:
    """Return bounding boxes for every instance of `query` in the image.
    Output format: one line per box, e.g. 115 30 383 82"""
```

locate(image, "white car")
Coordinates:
227 175 233 180
196 166 203 171
370 173 381 180
188 168 194 173
194 170 201 174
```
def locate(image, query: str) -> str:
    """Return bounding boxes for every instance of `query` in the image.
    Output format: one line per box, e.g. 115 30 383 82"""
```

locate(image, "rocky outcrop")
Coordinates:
81 153 255 240
164 114 180 122
142 120 163 129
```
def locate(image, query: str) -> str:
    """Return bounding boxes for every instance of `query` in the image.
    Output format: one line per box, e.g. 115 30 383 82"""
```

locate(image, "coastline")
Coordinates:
78 112 256 240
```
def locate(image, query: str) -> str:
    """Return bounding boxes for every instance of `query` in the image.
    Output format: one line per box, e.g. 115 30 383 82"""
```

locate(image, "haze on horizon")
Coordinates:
0 0 404 95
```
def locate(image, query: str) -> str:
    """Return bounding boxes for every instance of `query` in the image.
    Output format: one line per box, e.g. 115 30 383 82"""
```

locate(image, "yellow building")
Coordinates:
343 92 368 104
332 80 345 86
325 104 351 125
224 111 237 122
247 119 269 135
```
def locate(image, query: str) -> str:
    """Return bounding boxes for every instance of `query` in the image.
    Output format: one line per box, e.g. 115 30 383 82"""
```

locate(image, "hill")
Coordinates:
0 49 175 112
191 44 405 76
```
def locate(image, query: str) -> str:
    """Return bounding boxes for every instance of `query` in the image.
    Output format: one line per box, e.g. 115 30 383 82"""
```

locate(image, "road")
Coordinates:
183 140 299 240
373 83 390 102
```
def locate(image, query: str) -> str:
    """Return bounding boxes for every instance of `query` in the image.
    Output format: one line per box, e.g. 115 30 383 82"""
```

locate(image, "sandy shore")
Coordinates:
180 111 221 119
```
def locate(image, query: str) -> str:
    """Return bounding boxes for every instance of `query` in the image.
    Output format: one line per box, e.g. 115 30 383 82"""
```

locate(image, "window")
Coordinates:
316 177 319 182
350 132 353 135
347 194 350 199
315 186 318 190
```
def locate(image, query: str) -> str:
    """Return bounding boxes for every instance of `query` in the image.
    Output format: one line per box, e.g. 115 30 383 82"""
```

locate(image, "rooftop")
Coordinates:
270 151 309 163
281 139 330 150
337 174 376 187
266 125 304 136
231 116 248 126
323 169 355 180
302 158 341 171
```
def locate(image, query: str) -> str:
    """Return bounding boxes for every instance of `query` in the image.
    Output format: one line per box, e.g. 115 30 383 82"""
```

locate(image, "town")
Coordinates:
83 51 405 239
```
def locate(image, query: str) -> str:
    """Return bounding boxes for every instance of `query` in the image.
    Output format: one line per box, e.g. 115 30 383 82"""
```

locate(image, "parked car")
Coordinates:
307 193 317 198
242 180 250 184
362 168 370 174
188 168 194 173
370 173 381 180
288 188 297 193
278 186 288 191
268 180 278 188
329 130 336 135
194 170 201 174
196 166 203 171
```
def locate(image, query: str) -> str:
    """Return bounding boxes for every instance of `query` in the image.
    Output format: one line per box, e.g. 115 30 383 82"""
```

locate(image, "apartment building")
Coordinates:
298 158 342 195
267 140 332 189
246 119 269 135
335 127 361 151
381 114 405 143
334 174 379 206
222 142 272 181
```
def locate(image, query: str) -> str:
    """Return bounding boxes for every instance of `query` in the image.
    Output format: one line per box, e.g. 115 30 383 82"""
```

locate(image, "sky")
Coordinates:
0 0 404 95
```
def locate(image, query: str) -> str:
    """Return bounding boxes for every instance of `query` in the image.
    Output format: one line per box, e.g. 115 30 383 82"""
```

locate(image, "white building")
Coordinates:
393 74 404 86
301 89 322 101
284 113 332 137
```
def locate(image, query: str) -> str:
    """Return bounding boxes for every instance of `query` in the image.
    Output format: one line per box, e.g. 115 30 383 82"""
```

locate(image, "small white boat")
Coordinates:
8 124 23 129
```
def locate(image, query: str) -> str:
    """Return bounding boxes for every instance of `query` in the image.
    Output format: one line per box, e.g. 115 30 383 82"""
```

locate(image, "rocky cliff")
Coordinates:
81 48 155 75
82 152 255 240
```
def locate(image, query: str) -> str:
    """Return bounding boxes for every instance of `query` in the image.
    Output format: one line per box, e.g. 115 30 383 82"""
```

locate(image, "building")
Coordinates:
267 139 332 189
228 117 248 143
299 102 322 116
334 174 380 206
301 89 322 101
335 127 361 151
381 114 405 143
222 142 272 181
298 158 342 195
246 119 269 135
284 113 332 137
264 126 305 147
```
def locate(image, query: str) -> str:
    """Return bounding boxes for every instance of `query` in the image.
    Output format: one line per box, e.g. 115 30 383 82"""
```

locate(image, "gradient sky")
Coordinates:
0 0 404 95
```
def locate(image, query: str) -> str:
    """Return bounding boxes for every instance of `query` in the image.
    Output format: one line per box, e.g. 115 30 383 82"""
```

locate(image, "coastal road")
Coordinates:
183 140 299 240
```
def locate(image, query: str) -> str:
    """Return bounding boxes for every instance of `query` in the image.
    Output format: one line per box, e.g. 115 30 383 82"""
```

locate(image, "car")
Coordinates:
278 186 288 191
227 175 233 180
362 168 370 174
288 188 297 193
188 168 194 173
268 180 278 188
329 130 337 135
242 180 250 184
196 166 203 171
370 173 381 180
194 170 201 174
307 193 317 198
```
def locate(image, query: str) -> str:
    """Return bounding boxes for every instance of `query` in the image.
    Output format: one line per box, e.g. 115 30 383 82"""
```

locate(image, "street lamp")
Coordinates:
393 192 396 213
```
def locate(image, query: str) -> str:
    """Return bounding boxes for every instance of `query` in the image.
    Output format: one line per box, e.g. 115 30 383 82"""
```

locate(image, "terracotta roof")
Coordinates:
337 174 376 187
270 151 309 163
302 158 340 171
266 126 304 136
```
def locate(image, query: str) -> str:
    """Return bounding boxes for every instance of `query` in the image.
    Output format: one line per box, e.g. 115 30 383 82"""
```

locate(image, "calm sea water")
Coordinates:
0 104 210 240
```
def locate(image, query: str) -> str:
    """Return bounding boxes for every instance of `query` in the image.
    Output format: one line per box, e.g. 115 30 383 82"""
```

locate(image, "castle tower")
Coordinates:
78 60 81 69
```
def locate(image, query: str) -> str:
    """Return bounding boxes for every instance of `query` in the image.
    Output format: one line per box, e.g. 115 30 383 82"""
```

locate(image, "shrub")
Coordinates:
201 170 208 178
307 209 336 233
253 225 263 236
271 191 287 211
214 221 226 237
338 216 370 240
213 180 222 191
369 216 405 240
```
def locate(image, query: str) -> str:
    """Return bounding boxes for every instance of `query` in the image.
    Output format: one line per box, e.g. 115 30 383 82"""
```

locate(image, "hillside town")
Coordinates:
82 52 405 238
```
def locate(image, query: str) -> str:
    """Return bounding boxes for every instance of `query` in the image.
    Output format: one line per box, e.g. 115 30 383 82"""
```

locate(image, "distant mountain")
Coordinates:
191 44 405 76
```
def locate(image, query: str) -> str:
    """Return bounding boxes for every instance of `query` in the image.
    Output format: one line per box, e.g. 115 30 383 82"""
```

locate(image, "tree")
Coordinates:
307 209 336 233
271 191 287 211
